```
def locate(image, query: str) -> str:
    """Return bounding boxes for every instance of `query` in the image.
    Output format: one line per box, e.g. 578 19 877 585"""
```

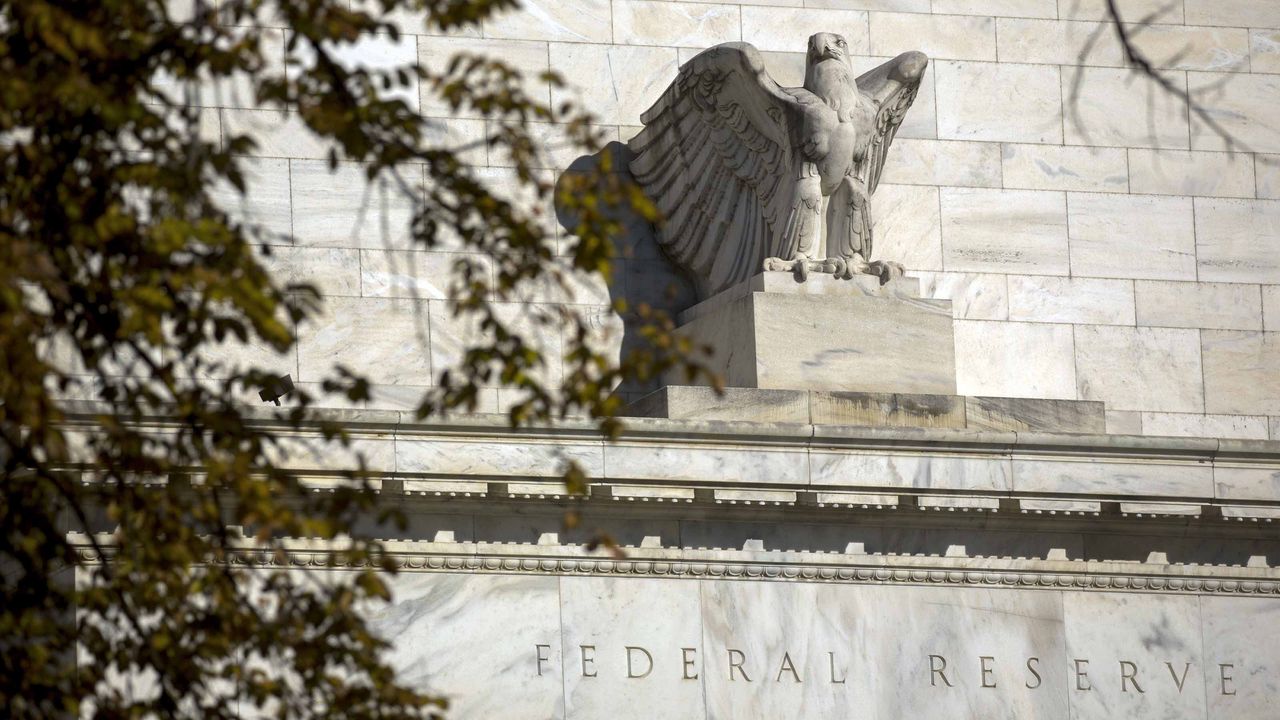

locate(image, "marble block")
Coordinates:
623 386 1106 434
360 572 1280 720
1200 597 1280 718
810 391 966 429
965 395 1106 434
1063 593 1207 720
670 273 956 396
370 573 564 720
561 578 705 719
624 386 812 424
1201 330 1280 416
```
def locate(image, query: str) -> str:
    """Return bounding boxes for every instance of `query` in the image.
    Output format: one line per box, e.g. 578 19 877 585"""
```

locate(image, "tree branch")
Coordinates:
1103 0 1241 152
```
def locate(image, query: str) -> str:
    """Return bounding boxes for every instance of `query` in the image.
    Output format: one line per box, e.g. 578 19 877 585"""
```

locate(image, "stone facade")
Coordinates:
69 405 1280 719
193 0 1280 440
111 3 1280 718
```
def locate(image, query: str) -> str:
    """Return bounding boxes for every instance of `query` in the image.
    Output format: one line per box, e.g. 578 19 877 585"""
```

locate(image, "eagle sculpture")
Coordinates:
628 34 928 299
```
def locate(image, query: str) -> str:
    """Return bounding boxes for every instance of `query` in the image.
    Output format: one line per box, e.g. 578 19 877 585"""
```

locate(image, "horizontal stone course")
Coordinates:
482 0 612 42
936 61 1063 144
869 11 996 61
1141 411 1271 440
1059 0 1184 24
1191 74 1280 154
55 400 1280 516
1255 29 1280 74
290 160 423 249
931 0 1057 19
1007 275 1135 325
880 139 1003 188
222 107 334 159
1194 198 1280 283
1126 149 1255 199
549 44 679 125
612 0 741 48
1105 409 1142 435
1128 24 1251 73
623 385 1106 433
941 188 1069 274
740 6 869 53
1067 193 1197 280
297 296 435 385
360 249 489 300
1000 143 1129 193
954 320 1078 399
995 18 1123 67
1202 330 1280 416
1074 325 1205 413
260 246 363 298
1185 0 1280 29
1063 66 1191 149
910 271 1009 320
1134 281 1263 331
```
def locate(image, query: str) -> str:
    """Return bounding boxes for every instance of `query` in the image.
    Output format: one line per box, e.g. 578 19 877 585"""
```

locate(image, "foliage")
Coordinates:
0 0 710 717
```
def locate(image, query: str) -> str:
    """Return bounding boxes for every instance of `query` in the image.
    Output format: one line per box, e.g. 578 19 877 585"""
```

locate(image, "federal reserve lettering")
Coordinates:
534 645 1243 695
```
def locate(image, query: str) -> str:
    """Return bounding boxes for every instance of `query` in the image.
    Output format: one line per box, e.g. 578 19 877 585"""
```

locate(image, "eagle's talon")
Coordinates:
844 254 870 278
821 257 848 279
762 255 902 284
865 260 905 285
762 256 790 273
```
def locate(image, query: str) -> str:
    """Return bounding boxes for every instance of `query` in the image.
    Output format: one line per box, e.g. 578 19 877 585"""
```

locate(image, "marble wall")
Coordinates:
364 571 1280 720
194 0 1280 439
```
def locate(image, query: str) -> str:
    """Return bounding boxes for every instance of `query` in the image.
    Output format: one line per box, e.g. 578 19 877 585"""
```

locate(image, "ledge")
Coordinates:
67 534 1280 596
54 402 1280 516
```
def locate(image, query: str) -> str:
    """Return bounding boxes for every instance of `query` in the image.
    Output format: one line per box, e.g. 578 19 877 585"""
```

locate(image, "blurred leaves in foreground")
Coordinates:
0 0 712 716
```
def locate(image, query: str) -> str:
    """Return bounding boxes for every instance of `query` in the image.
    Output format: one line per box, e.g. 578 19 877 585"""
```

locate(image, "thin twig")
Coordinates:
1103 0 1241 153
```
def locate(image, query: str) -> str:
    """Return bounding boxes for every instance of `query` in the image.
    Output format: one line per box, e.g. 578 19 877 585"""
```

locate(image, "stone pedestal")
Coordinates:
668 272 956 395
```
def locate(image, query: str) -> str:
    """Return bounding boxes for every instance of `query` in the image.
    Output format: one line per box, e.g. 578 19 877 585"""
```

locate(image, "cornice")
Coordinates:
69 540 1280 596
55 401 1280 459
54 403 1280 524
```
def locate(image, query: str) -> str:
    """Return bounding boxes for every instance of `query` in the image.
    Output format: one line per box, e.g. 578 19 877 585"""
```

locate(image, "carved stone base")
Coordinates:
668 271 956 395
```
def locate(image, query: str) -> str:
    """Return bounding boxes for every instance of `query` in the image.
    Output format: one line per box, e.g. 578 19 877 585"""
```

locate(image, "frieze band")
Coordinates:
532 645 1245 697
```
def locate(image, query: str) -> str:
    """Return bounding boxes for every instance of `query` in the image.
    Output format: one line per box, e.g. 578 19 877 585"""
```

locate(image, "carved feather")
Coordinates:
628 43 811 298
854 51 929 195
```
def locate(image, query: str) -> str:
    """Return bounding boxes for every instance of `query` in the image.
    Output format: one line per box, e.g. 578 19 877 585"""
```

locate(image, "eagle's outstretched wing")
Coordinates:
855 51 929 195
628 43 815 298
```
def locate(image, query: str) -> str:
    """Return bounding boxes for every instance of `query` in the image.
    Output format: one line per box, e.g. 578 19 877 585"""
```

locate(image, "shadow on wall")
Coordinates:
554 141 698 400
344 508 1280 568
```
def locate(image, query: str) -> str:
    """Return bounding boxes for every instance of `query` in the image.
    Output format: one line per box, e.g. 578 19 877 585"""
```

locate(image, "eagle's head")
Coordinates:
806 32 852 67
